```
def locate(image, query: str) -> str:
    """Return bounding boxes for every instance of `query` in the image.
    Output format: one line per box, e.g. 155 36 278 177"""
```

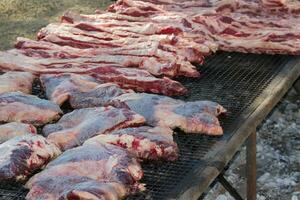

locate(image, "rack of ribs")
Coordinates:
15 38 182 78
0 122 37 144
0 50 187 96
0 71 35 94
111 93 226 135
0 134 61 182
26 143 143 200
85 126 179 161
40 73 127 108
43 106 145 151
0 92 62 126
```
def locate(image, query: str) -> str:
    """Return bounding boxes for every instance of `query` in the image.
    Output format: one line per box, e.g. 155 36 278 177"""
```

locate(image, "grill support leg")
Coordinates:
293 78 300 94
217 174 244 200
246 131 257 200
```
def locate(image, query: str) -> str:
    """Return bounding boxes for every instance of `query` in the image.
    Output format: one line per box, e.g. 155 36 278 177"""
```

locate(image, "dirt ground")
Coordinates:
0 0 112 50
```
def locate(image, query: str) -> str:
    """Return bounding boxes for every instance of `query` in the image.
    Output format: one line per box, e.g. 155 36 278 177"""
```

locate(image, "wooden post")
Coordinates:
246 131 257 200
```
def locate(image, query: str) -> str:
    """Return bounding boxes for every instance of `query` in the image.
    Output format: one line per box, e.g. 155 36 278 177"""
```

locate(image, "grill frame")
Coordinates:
0 52 299 200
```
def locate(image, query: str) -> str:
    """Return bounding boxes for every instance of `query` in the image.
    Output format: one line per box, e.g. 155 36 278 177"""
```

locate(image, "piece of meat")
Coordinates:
43 106 145 151
111 93 226 135
90 67 187 96
261 0 287 7
85 126 178 161
0 92 62 126
192 13 300 55
0 51 187 96
26 143 143 199
0 122 37 144
26 176 127 200
40 73 127 108
0 134 61 182
0 72 35 94
36 23 206 76
16 37 199 78
62 11 216 57
109 0 300 55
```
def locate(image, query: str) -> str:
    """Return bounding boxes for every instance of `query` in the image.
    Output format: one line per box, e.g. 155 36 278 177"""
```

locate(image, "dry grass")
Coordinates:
0 0 113 50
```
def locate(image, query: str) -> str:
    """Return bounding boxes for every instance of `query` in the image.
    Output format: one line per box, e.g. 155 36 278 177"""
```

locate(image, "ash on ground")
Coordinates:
204 88 300 200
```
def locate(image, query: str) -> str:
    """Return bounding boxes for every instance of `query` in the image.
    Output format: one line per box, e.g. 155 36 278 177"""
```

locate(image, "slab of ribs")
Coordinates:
111 93 226 135
0 72 35 94
40 73 127 108
26 143 143 200
0 122 37 144
0 134 61 182
0 0 299 199
0 92 62 126
85 126 179 161
43 106 145 151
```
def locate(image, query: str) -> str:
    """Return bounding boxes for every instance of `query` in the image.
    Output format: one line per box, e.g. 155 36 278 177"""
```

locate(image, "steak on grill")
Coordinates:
0 92 62 126
111 93 226 135
43 106 145 151
0 72 35 94
26 143 143 199
40 73 127 108
85 126 178 161
0 122 37 144
0 50 187 96
0 134 61 182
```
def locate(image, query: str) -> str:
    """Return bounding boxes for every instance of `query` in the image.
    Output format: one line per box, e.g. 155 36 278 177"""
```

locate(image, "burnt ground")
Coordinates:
0 1 299 200
205 88 300 200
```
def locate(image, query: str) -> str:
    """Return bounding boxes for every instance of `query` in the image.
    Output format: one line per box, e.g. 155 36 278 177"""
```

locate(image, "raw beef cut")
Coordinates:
0 122 37 144
60 11 218 56
85 126 178 161
0 92 62 126
26 176 127 200
38 22 212 61
111 93 226 135
0 51 187 96
0 72 34 94
0 134 61 182
43 106 145 151
40 73 127 108
109 0 300 55
90 67 187 96
37 23 209 76
26 143 143 199
16 37 199 78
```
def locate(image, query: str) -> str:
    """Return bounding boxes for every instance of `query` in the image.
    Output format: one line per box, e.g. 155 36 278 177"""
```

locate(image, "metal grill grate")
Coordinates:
0 52 292 200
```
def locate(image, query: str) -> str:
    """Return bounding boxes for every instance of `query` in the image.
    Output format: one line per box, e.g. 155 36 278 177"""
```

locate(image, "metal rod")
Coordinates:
246 131 257 200
293 78 300 94
217 174 244 200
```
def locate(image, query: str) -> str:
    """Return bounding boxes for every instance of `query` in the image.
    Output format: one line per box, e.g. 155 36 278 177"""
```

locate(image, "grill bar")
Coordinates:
0 52 298 200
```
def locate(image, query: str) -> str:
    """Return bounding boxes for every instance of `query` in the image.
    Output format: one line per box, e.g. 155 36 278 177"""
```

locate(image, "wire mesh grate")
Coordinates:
0 52 293 200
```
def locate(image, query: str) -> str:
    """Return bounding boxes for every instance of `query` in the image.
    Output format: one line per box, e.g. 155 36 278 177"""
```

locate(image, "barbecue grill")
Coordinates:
0 52 299 200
